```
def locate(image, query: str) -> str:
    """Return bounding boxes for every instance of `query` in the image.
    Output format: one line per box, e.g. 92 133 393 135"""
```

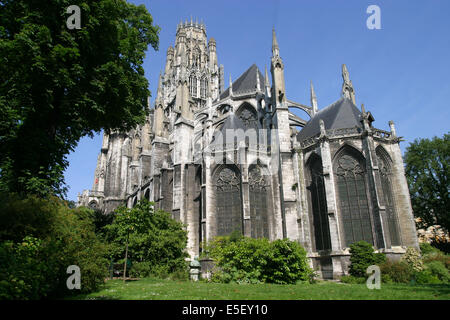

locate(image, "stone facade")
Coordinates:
78 21 418 279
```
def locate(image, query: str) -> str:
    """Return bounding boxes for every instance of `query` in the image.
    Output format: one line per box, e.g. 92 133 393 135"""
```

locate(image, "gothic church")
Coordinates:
78 20 418 278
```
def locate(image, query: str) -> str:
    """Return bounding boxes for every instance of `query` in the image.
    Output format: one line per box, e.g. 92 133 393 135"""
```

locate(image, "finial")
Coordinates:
256 70 261 91
272 28 279 48
156 71 163 100
229 74 233 96
342 64 350 83
310 80 318 114
361 103 366 114
272 28 279 57
341 64 356 105
264 65 270 87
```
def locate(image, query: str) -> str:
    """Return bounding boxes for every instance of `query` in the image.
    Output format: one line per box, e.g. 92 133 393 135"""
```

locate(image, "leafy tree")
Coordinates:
404 133 450 233
105 199 188 275
0 0 159 197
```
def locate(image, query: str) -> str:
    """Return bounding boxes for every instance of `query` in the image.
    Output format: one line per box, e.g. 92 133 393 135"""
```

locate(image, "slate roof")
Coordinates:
296 97 363 141
219 64 265 99
210 114 247 145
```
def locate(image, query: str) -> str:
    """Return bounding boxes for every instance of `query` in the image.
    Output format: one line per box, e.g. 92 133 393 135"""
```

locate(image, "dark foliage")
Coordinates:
0 0 159 197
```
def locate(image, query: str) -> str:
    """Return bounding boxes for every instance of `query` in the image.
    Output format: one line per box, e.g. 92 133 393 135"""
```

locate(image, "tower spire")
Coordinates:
341 64 356 105
310 80 318 115
156 71 163 101
272 28 279 57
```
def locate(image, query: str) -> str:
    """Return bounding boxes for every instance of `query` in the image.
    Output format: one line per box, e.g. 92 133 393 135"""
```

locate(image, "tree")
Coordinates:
105 199 188 275
0 0 159 197
404 133 450 233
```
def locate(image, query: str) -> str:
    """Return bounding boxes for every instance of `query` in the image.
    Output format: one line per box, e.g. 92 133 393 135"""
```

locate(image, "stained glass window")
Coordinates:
335 152 373 246
200 77 207 99
378 151 401 246
189 75 197 98
238 106 258 130
309 157 332 251
249 165 269 238
215 167 242 236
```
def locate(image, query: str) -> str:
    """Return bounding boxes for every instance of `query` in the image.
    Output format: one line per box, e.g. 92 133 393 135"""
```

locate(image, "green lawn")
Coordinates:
68 278 450 300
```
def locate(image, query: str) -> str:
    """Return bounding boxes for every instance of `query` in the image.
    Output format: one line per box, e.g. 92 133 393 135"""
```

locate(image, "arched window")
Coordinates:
237 104 258 130
88 201 98 210
377 148 401 246
200 77 207 99
249 165 269 238
189 75 197 98
307 155 331 251
334 149 373 246
215 166 242 236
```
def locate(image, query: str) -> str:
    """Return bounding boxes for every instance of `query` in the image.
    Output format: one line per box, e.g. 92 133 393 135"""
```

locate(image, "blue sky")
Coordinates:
64 0 450 201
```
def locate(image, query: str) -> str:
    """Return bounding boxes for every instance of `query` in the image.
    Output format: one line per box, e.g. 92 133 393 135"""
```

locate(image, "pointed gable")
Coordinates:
297 97 363 141
220 64 265 99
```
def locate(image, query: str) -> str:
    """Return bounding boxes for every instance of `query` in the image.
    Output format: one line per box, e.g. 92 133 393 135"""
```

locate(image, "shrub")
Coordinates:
413 269 441 284
423 254 450 270
0 236 57 299
420 244 450 270
128 261 151 278
105 200 188 276
420 242 442 256
169 267 190 281
430 238 450 254
401 247 424 272
0 195 109 299
206 236 312 284
424 261 450 283
379 260 413 283
348 241 386 277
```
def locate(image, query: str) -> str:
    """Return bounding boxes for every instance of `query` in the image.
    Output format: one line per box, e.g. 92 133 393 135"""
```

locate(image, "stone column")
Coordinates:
388 122 419 249
240 145 251 237
295 150 313 252
318 121 343 278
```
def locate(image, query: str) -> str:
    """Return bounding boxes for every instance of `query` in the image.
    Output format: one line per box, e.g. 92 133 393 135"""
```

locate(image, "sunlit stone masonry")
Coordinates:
78 20 418 279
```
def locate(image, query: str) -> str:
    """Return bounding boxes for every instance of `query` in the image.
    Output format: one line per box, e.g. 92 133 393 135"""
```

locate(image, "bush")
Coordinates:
420 244 450 270
340 275 366 284
129 261 153 278
0 236 57 299
206 236 312 284
420 242 442 256
0 195 109 299
423 254 450 270
348 241 386 277
424 261 450 283
430 238 450 254
413 269 441 284
379 260 414 283
105 200 188 276
169 267 190 281
401 247 424 272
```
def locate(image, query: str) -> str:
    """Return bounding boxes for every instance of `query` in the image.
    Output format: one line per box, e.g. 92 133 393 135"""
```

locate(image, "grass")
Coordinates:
67 278 450 300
